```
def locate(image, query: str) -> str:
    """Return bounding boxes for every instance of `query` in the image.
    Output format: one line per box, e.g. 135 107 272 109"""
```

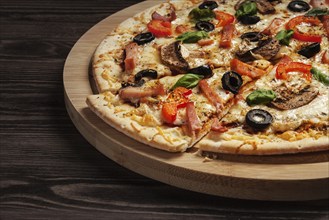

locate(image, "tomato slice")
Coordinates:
147 20 172 38
276 62 312 81
220 23 235 48
285 16 322 42
230 58 267 79
215 11 235 27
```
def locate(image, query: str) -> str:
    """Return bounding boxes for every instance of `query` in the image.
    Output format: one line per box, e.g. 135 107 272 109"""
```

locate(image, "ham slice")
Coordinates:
198 79 224 112
119 83 166 100
186 102 202 136
309 0 329 7
262 18 285 36
124 42 138 73
151 6 176 22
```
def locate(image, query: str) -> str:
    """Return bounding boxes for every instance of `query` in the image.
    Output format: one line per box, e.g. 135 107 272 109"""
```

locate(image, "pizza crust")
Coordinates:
197 135 329 155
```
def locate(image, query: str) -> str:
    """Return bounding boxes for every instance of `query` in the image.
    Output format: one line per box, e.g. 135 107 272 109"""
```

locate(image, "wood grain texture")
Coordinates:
1 0 329 219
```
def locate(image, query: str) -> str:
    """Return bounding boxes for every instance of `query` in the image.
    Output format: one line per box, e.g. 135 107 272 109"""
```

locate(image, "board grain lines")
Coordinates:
1 0 329 219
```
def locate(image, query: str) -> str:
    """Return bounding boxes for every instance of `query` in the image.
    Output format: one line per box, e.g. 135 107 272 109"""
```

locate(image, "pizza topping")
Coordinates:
235 1 261 24
297 42 321 58
309 0 329 8
287 0 310 12
199 1 219 10
176 31 209 43
214 11 235 27
275 30 294 46
119 83 166 105
285 15 322 42
134 69 158 82
246 89 276 106
211 118 229 132
254 0 276 14
195 21 215 32
322 15 329 37
271 85 319 110
311 67 329 86
186 102 202 136
276 61 312 81
188 8 216 22
160 41 189 74
262 18 285 36
251 37 281 60
124 42 139 74
171 73 204 90
199 79 224 112
161 87 191 124
133 32 155 45
151 6 176 22
219 23 236 48
230 58 267 79
322 50 329 64
189 65 213 78
305 7 329 16
147 20 172 38
245 109 273 131
235 1 258 18
221 71 243 94
241 31 265 41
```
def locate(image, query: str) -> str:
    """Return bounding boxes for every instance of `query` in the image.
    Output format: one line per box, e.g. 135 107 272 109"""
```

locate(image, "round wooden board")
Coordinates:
63 0 329 201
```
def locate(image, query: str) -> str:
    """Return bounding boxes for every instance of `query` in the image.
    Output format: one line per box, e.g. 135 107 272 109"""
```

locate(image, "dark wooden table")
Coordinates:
1 0 328 219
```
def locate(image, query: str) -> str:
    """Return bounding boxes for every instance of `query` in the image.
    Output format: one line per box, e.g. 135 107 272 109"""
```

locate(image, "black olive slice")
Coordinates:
245 109 273 131
240 32 265 42
239 15 261 25
199 1 218 10
189 65 213 78
221 71 243 94
298 43 321 58
195 21 215 32
287 0 310 12
134 69 158 82
121 79 146 88
133 32 155 45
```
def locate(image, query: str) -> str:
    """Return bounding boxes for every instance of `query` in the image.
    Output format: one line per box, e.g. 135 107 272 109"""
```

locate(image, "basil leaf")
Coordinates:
171 74 204 90
176 31 209 43
305 7 329 17
188 8 215 22
275 30 294 46
236 1 257 18
311 67 329 86
246 89 277 106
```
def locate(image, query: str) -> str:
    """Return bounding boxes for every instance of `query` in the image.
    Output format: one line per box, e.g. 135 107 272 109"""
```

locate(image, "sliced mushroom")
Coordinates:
271 85 319 110
236 36 281 62
254 0 276 14
160 41 189 74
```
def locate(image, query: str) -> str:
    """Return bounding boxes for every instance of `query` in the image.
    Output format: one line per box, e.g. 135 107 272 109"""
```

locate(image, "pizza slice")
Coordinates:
196 56 329 155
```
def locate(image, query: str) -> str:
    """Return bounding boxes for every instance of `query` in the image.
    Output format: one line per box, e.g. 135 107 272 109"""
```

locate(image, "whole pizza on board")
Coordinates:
86 0 329 155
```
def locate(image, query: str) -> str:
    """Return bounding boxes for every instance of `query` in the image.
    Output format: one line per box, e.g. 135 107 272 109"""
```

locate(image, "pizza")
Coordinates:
86 0 329 155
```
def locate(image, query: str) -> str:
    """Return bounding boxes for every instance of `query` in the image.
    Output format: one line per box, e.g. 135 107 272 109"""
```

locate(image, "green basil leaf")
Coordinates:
246 89 277 106
305 7 329 17
176 31 209 43
171 74 204 90
236 1 257 18
275 30 294 46
188 8 215 22
311 67 329 86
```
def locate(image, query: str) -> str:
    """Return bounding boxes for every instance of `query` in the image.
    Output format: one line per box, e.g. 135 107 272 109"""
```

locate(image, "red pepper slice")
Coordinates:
219 23 235 48
215 11 235 27
276 62 312 81
285 16 322 42
147 20 172 38
230 58 267 79
162 87 191 124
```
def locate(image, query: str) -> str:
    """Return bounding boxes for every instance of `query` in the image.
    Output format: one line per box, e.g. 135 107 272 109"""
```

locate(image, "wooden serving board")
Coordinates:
63 0 329 201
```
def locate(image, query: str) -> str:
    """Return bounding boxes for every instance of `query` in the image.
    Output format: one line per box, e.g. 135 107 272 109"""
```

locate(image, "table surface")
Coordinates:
1 0 328 219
